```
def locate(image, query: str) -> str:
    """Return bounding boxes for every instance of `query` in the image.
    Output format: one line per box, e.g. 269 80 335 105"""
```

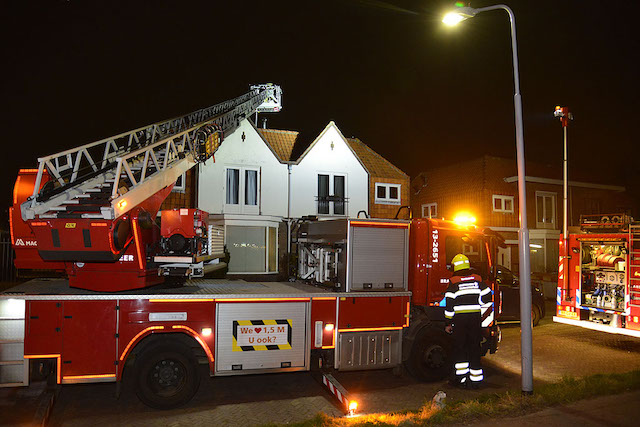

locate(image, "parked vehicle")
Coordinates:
495 265 545 326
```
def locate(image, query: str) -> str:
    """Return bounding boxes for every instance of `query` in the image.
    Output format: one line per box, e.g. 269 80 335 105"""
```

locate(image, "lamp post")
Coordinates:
554 106 572 303
443 3 534 395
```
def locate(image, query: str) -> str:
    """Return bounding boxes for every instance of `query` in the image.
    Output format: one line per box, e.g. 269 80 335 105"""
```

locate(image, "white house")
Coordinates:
287 122 368 219
197 119 288 275
189 119 408 276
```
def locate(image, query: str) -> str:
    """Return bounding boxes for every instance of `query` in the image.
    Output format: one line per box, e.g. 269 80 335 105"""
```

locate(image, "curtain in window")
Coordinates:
226 169 239 205
334 175 345 215
245 170 257 206
318 175 329 214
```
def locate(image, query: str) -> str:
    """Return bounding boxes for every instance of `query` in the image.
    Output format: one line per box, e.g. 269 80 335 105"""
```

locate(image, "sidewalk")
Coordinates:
0 381 57 427
470 390 640 426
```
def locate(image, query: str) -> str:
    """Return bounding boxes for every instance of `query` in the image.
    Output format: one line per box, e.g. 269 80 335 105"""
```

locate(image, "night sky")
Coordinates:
2 0 638 227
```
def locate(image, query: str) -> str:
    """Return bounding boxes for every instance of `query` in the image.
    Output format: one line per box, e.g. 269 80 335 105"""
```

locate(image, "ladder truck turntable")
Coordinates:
1 85 501 413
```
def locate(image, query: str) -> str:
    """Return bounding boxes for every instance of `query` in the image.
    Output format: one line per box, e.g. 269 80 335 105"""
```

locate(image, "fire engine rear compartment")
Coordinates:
0 278 410 388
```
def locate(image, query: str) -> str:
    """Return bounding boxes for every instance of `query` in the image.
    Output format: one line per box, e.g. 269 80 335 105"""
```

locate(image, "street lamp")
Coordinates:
443 3 534 395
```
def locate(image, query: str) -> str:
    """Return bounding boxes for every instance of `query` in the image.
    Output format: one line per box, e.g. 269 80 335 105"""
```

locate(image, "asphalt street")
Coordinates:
46 301 640 426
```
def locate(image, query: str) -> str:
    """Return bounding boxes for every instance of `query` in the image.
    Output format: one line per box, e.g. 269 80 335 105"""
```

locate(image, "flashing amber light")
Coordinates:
90 222 108 227
172 325 214 362
120 326 164 361
348 400 358 412
118 200 127 210
453 212 476 226
324 323 335 331
149 298 215 303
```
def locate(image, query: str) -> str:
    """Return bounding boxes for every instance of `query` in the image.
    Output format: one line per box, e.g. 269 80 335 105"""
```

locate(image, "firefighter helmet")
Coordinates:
452 253 470 272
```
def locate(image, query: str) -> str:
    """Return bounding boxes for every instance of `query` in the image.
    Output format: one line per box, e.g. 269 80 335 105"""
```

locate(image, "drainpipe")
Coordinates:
287 164 292 254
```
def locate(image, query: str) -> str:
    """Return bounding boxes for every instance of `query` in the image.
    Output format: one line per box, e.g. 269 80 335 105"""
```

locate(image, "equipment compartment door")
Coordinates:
61 300 117 379
215 302 308 374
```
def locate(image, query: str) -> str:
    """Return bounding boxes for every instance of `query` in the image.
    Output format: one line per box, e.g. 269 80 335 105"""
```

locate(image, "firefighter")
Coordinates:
444 253 492 388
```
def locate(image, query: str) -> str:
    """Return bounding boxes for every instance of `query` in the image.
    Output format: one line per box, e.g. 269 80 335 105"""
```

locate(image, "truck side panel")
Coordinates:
61 301 117 381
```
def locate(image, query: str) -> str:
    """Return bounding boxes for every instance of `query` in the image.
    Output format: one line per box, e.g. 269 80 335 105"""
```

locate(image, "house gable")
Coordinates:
197 119 289 217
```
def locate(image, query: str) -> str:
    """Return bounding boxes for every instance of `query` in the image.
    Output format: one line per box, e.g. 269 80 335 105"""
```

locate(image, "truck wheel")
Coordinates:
406 328 452 381
532 305 541 327
134 343 201 409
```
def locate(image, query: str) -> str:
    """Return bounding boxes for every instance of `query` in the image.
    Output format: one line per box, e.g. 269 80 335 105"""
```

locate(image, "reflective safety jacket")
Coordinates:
444 273 492 326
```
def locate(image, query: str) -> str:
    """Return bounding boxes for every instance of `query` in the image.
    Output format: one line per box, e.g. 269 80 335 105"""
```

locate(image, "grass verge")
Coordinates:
265 370 640 427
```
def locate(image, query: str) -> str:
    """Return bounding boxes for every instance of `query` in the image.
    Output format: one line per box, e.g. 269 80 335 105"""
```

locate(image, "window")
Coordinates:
317 174 347 216
226 225 278 273
445 235 488 277
172 173 186 193
374 183 401 205
225 167 259 213
536 192 556 229
421 203 437 218
492 195 514 213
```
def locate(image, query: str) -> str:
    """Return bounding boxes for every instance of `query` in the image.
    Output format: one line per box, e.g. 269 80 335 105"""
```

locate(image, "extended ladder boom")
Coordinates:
22 84 282 221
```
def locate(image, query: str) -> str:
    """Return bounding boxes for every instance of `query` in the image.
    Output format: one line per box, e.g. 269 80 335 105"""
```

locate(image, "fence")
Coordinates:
0 232 16 282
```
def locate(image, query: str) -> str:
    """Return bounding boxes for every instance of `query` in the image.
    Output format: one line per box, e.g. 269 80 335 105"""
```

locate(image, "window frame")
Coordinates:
316 173 347 216
172 173 186 193
421 202 437 218
492 194 514 213
224 166 260 214
374 183 402 205
535 191 557 229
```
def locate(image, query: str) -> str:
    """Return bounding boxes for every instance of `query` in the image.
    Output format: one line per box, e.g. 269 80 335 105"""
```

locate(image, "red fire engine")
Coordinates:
0 84 500 413
554 214 640 337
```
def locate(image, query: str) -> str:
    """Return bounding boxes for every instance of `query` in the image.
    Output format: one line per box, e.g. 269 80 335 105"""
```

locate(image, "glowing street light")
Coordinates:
443 3 534 395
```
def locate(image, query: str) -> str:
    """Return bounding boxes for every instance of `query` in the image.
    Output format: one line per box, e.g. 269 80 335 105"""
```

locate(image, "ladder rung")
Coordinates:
85 188 104 193
73 194 91 199
61 200 80 205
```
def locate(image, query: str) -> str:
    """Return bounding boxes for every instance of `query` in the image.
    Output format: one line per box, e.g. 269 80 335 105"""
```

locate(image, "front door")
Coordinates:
498 246 511 270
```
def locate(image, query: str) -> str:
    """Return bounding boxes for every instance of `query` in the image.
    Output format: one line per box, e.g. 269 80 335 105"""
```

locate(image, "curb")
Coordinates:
33 386 59 427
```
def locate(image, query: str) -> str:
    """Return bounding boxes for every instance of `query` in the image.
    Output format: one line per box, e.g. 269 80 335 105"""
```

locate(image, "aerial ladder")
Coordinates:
12 84 282 292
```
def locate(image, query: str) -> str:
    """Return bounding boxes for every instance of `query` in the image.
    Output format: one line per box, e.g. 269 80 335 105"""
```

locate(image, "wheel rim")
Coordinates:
422 344 446 369
148 358 187 398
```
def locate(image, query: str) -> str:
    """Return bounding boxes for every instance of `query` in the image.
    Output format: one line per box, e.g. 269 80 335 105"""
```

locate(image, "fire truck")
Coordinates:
0 84 501 413
554 214 640 338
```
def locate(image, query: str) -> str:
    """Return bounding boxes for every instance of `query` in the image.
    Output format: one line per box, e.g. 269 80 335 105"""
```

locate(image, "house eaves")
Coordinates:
503 175 625 192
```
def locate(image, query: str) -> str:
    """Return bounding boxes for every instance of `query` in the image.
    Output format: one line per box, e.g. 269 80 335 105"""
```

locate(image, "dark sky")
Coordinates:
2 0 638 226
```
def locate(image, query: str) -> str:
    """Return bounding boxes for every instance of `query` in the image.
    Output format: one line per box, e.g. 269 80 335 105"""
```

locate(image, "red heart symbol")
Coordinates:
254 327 262 333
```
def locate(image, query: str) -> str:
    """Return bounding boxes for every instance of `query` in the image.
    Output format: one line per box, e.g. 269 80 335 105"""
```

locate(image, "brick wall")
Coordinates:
369 176 411 219
160 169 196 211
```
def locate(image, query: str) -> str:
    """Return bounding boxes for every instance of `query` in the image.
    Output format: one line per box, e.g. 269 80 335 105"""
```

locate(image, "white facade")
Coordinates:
289 122 368 219
198 120 370 274
198 119 288 217
198 120 288 274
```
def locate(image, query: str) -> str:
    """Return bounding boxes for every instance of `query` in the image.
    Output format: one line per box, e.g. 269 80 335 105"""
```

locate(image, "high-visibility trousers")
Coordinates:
451 312 483 384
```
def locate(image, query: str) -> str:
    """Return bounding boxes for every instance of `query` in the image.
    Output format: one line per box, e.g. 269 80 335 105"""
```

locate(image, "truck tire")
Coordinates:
406 328 452 381
532 305 541 327
134 343 201 409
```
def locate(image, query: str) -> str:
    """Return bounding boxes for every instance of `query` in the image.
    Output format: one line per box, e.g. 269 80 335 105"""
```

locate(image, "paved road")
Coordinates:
49 301 640 426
